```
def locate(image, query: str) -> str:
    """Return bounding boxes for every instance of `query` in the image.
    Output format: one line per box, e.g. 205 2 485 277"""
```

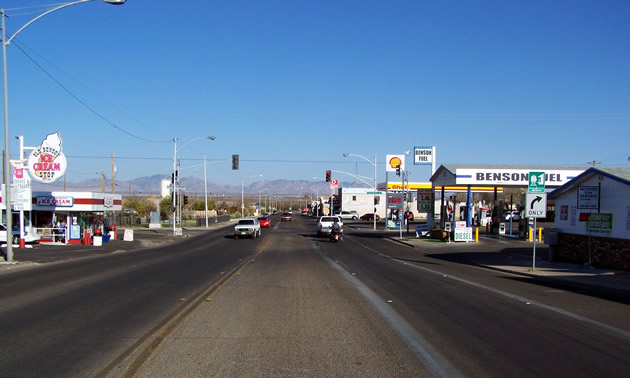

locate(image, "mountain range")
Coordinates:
30 175 371 197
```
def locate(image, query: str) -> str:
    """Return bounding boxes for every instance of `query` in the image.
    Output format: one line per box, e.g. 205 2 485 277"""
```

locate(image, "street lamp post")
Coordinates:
258 188 268 214
172 136 215 234
343 153 377 230
312 177 324 217
1 0 127 262
203 155 209 228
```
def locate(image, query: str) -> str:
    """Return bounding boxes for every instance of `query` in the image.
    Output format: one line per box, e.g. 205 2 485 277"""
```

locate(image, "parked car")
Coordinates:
257 216 271 228
335 210 359 220
317 216 343 237
234 218 261 239
504 211 521 221
404 211 414 221
0 224 41 245
360 213 380 221
281 212 292 222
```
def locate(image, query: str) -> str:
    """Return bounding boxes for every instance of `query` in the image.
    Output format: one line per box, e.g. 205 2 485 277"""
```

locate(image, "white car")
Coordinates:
317 216 343 237
234 218 261 239
335 211 359 220
0 224 41 244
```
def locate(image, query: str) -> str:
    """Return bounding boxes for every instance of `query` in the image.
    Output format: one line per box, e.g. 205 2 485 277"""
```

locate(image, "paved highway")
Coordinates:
0 214 628 377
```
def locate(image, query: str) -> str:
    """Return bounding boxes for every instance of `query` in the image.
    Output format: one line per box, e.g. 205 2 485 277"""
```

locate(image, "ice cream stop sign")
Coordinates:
27 132 67 183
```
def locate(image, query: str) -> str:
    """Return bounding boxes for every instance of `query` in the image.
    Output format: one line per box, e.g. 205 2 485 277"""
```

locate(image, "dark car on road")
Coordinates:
281 212 292 222
360 213 380 221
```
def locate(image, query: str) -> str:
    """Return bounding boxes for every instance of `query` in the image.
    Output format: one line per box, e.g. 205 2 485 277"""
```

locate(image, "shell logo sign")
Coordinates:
389 157 402 169
27 132 67 183
386 154 405 172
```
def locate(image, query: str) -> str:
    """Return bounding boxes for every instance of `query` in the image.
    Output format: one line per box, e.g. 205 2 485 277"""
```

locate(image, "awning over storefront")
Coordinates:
1 191 122 212
431 164 585 189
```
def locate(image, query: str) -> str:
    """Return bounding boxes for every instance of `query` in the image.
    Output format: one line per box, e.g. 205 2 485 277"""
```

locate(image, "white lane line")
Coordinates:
311 239 463 378
352 238 630 342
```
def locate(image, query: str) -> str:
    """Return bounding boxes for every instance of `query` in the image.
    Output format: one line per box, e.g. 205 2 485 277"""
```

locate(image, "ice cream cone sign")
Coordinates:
27 132 67 183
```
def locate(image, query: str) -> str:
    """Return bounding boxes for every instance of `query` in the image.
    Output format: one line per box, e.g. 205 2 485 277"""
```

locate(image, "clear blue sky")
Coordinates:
3 0 629 187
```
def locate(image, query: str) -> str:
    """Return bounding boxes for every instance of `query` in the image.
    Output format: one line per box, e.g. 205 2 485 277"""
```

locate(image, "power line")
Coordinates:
64 155 381 165
11 39 171 144
12 38 171 141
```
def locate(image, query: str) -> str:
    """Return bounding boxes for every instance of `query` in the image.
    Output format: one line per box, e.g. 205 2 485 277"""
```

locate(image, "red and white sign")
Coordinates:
27 132 67 184
37 196 74 207
386 154 405 172
330 179 339 189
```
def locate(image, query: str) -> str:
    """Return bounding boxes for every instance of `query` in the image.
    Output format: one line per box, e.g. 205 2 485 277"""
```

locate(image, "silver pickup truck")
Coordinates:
317 216 343 237
234 217 261 239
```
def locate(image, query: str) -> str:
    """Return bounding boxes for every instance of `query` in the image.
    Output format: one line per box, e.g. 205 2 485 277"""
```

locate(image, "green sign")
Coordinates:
367 191 382 194
528 171 546 193
417 189 431 212
586 213 613 233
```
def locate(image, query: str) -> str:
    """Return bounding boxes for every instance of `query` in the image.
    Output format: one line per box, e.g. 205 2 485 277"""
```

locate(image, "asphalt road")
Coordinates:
0 214 628 377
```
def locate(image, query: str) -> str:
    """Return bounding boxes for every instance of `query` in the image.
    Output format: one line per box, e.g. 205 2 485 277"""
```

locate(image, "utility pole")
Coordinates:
588 161 601 167
101 170 105 193
111 154 115 193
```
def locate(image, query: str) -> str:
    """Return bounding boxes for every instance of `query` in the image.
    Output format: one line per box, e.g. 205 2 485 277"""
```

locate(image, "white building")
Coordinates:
161 179 171 198
549 167 630 270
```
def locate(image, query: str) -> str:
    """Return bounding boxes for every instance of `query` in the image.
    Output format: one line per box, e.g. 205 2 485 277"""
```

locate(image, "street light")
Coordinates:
172 136 215 234
203 155 209 228
343 153 377 230
311 177 322 217
1 0 127 262
240 174 262 218
258 188 269 213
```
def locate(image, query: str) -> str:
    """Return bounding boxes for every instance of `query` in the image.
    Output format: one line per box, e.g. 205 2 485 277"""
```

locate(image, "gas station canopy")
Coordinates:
431 164 586 190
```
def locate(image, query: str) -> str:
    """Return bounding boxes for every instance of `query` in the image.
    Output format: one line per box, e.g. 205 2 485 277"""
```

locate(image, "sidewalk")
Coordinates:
0 221 235 268
386 231 630 303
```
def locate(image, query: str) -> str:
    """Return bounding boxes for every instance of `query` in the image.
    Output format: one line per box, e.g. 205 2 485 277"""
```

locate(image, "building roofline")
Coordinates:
549 167 630 199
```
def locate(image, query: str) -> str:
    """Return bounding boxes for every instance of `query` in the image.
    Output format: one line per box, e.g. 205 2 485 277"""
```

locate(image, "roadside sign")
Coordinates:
414 146 433 165
528 171 546 193
417 189 431 212
454 227 473 242
586 213 613 233
367 191 382 194
387 193 403 209
578 186 599 209
330 179 339 189
525 192 547 218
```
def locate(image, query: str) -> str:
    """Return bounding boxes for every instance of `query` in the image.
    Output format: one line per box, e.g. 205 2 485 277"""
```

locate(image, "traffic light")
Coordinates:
183 195 189 205
374 196 380 205
326 170 331 182
232 154 239 170
396 167 401 176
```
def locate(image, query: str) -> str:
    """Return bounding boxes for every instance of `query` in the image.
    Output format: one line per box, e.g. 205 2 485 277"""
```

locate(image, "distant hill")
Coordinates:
30 175 371 196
